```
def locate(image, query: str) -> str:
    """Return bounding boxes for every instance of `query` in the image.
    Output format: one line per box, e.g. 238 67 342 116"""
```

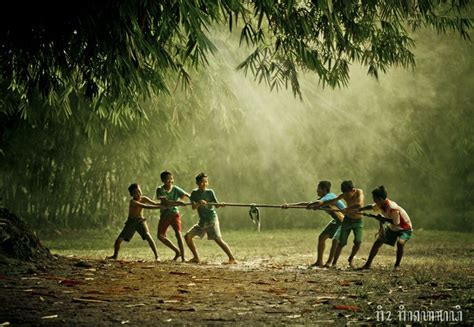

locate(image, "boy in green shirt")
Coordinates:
184 172 236 264
156 171 189 262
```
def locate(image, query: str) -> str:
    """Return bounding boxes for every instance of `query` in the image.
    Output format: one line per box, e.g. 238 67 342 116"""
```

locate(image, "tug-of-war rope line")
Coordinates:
176 202 392 232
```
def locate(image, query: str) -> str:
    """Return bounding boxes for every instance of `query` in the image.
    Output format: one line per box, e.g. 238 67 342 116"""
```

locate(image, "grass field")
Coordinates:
40 227 474 269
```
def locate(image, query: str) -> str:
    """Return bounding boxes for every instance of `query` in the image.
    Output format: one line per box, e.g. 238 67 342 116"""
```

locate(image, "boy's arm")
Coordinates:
131 199 160 209
189 192 200 210
282 201 309 208
307 194 342 209
179 188 191 200
167 199 186 207
356 203 376 212
141 196 160 205
211 190 225 208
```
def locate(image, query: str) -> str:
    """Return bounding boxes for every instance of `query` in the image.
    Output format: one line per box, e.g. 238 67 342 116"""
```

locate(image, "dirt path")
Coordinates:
0 255 472 325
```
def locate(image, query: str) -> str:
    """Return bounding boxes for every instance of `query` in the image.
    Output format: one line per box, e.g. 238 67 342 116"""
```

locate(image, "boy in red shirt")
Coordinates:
356 185 413 270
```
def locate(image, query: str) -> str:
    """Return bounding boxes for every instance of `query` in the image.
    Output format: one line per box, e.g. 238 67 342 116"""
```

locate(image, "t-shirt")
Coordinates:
190 188 219 223
377 199 412 231
156 185 187 218
319 192 346 222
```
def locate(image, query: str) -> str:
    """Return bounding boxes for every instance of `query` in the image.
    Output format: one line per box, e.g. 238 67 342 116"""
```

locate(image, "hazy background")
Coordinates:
1 28 472 232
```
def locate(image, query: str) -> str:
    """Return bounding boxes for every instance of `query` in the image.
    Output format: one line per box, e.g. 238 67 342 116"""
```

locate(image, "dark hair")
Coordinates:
318 180 331 193
128 183 139 195
341 180 354 193
372 185 387 200
195 172 208 184
160 170 172 182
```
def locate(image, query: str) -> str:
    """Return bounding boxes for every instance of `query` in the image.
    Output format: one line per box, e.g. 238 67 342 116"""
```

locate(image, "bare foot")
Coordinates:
308 262 324 270
187 257 200 264
222 258 237 265
357 265 371 271
154 257 161 263
393 265 400 272
348 256 355 269
106 255 117 260
172 252 181 261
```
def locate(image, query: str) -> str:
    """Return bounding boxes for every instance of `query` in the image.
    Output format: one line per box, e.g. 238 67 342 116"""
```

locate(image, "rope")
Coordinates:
177 202 392 232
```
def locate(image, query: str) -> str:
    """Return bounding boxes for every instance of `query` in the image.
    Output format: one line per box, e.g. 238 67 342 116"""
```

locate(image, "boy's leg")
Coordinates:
107 237 124 259
145 233 160 261
395 239 406 268
175 231 185 262
361 239 384 269
157 217 181 259
348 222 363 268
348 241 361 268
332 243 344 267
394 230 411 269
315 233 330 266
107 218 137 260
315 222 338 266
325 239 338 267
184 228 201 263
332 222 350 267
215 238 236 264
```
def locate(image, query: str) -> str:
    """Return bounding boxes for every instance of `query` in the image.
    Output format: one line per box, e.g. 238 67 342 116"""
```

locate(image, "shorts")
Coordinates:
320 221 341 239
379 227 412 246
337 216 363 246
118 217 150 242
186 219 222 240
158 213 182 235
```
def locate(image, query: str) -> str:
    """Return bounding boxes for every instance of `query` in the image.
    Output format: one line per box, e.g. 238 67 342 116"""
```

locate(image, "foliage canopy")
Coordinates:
0 0 471 123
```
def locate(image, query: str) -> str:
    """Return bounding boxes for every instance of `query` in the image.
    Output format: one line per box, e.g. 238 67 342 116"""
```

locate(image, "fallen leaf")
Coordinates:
59 279 81 287
166 306 195 312
72 297 108 304
333 305 359 312
170 271 191 276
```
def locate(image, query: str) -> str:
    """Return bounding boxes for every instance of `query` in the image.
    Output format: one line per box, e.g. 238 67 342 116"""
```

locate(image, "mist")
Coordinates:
1 28 472 232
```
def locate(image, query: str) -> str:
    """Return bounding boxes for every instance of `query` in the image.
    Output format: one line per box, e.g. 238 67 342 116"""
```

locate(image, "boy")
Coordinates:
156 171 189 262
107 183 163 261
308 180 364 268
184 172 236 264
282 180 345 268
356 185 412 270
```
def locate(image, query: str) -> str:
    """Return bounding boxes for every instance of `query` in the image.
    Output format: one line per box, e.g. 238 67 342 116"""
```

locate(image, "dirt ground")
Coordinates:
0 254 472 326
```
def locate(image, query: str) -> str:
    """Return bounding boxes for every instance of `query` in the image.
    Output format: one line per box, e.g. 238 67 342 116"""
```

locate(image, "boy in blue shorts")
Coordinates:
282 180 345 268
156 171 189 262
184 172 236 264
309 180 365 268
356 186 413 270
